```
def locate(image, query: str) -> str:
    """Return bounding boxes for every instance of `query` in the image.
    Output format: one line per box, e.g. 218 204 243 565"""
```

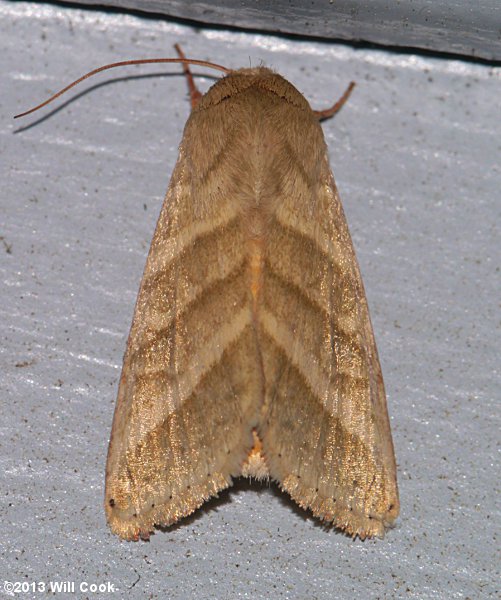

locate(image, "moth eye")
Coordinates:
109 498 115 507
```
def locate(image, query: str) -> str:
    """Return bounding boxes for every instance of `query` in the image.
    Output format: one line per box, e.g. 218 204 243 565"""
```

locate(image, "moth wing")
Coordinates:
105 140 260 540
259 145 399 539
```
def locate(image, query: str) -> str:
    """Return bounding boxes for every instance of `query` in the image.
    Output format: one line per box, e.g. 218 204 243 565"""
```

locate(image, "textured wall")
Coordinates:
71 0 500 60
2 2 500 599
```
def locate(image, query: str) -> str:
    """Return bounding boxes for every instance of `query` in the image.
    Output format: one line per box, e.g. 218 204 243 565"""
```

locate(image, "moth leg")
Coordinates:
314 81 355 121
174 43 203 109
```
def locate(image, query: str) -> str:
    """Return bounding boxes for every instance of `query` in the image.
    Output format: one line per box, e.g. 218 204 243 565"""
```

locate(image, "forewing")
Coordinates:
259 147 399 539
105 135 260 540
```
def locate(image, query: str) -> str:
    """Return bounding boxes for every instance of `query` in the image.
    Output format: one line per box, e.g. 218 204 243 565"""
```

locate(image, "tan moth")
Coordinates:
16 46 399 541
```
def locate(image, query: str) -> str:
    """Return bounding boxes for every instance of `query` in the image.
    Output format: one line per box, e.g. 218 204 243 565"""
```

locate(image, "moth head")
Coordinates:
197 67 312 112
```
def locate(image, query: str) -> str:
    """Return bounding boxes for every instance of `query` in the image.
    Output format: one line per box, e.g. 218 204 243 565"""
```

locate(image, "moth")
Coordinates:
16 47 399 541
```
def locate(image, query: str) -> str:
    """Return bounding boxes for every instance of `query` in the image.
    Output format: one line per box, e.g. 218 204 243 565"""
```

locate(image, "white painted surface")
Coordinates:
1 2 499 598
65 0 501 60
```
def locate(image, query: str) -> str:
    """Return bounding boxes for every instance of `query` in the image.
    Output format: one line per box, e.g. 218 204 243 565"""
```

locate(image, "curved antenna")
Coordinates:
14 57 231 119
314 81 356 121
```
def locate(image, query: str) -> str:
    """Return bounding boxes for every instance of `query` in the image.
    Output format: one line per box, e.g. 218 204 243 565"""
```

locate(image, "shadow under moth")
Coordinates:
17 47 399 541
